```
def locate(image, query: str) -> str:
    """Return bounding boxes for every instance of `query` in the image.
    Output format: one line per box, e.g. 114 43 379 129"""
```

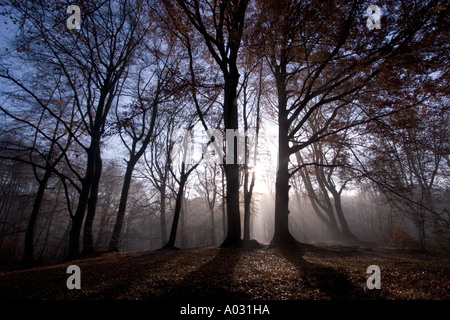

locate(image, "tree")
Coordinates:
109 32 183 251
164 113 220 248
240 62 262 242
356 102 449 249
76 1 153 258
93 160 123 252
196 163 220 245
143 110 180 246
1 38 83 265
1 0 155 259
294 121 356 241
168 0 249 247
165 160 199 249
251 0 446 246
19 106 75 266
0 149 35 260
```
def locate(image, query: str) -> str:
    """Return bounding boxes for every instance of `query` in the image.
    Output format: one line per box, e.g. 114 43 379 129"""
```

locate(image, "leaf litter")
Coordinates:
0 245 448 300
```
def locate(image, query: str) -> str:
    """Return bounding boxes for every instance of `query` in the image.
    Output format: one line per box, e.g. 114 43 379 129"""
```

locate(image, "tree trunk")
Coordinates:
271 122 296 246
67 175 92 260
176 0 248 248
221 73 242 247
67 136 102 260
164 178 187 249
82 148 102 256
67 201 86 261
271 155 296 246
271 67 297 247
160 186 167 247
330 188 356 240
222 164 241 247
243 134 250 241
243 171 255 241
23 168 52 267
315 171 339 229
109 160 136 252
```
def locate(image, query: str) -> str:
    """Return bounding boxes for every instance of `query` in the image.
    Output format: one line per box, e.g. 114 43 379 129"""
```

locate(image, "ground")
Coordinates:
0 244 449 300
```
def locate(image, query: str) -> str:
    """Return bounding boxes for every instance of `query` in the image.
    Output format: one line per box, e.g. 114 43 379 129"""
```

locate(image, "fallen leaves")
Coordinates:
0 245 448 300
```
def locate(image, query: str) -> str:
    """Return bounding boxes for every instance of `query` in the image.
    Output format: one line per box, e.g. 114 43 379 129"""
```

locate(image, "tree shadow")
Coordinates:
278 245 389 300
71 250 181 300
165 248 250 301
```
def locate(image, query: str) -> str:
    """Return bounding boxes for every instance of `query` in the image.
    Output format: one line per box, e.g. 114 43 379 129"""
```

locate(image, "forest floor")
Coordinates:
0 243 449 300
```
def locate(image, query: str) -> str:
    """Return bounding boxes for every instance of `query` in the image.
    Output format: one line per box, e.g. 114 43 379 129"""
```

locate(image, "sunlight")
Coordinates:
249 164 270 194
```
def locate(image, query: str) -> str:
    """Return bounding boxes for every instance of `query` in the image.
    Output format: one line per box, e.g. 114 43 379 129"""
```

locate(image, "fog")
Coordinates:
0 0 447 268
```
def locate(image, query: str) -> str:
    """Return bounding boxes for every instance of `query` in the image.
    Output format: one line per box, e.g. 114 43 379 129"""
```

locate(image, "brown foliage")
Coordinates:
388 227 420 249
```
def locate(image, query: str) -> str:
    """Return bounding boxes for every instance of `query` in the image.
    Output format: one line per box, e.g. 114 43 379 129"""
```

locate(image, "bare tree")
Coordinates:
240 61 263 242
109 34 183 252
1 1 155 259
251 0 445 246
356 102 449 249
143 113 178 247
196 163 220 245
294 123 356 241
167 0 250 247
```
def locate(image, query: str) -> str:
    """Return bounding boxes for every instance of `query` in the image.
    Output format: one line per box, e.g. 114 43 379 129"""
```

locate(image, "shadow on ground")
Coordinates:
2 244 446 299
278 246 389 299
165 248 250 300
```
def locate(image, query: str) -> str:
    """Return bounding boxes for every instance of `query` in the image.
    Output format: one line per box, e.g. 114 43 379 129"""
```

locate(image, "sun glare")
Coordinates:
249 164 270 194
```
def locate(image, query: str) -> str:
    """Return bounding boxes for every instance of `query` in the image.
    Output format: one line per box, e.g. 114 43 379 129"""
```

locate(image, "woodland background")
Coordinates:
0 0 448 270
